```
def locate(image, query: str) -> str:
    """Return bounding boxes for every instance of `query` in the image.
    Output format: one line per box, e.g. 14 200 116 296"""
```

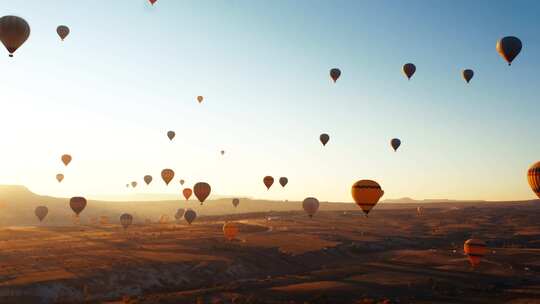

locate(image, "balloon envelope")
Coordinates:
131 181 137 188
223 222 239 240
35 206 48 222
175 208 185 220
402 63 416 80
391 138 401 151
464 239 488 267
496 36 522 65
232 198 240 208
180 179 185 186
183 188 193 201
462 69 474 83
56 25 69 41
56 173 64 183
197 96 203 103
149 0 157 5
0 16 30 57
330 68 341 83
279 177 288 187
167 131 175 141
144 175 152 185
184 209 197 224
351 180 384 216
161 169 174 185
69 196 87 216
263 176 274 190
120 213 133 229
194 182 211 204
302 197 320 218
527 161 540 199
61 154 72 166
320 133 330 146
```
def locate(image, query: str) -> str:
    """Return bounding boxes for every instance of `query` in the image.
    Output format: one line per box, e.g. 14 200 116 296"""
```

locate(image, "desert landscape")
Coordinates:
0 186 539 303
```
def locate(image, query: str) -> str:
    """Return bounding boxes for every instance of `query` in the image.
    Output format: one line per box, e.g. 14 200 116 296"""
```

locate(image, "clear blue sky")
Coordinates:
0 0 539 202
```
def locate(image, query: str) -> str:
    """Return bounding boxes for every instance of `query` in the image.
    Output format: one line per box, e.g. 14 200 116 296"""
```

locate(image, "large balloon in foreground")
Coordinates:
56 173 64 183
263 176 274 190
131 181 137 188
330 68 341 83
464 239 488 267
402 63 416 80
69 196 87 216
161 169 174 185
223 222 239 240
351 180 384 216
391 138 401 151
462 69 474 83
61 154 72 166
197 96 204 103
320 133 330 146
167 131 175 141
302 197 320 218
35 206 48 222
0 16 30 57
527 161 540 199
183 188 192 201
120 213 133 229
184 209 197 224
232 198 240 208
496 36 522 66
175 208 185 220
279 177 288 187
144 175 152 185
194 182 211 204
56 25 69 41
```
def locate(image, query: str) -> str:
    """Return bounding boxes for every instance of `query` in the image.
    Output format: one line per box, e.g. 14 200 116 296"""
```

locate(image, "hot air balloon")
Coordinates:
263 176 274 190
221 150 225 156
120 213 133 230
496 36 522 66
223 222 239 240
391 138 401 152
61 154 72 166
69 196 87 217
302 197 320 218
125 184 130 188
0 16 30 57
279 177 288 187
131 181 137 188
56 173 64 183
149 0 157 5
527 161 540 199
144 175 152 185
183 188 192 201
402 63 416 80
462 69 474 83
180 179 185 186
175 208 185 220
35 206 48 222
167 131 175 141
194 182 211 205
197 96 203 103
161 169 174 185
232 198 240 208
320 133 330 146
184 209 197 224
464 239 488 267
417 206 424 216
56 25 69 41
351 180 384 216
330 68 341 83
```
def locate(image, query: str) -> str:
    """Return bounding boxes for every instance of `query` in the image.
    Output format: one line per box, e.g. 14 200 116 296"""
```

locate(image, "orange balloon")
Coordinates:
61 154 72 166
161 169 174 185
183 188 192 201
351 180 384 216
527 161 540 199
223 222 239 240
197 96 204 103
263 176 274 190
464 239 488 267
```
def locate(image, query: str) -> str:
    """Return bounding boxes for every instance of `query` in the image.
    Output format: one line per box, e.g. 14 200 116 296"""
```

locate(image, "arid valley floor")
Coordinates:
0 198 539 303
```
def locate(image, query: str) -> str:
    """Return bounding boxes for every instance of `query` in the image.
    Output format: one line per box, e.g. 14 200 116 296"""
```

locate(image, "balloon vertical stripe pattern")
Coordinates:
464 239 488 267
528 162 540 198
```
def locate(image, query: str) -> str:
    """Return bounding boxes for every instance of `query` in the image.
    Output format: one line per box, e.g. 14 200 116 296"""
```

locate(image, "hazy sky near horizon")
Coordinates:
0 0 539 202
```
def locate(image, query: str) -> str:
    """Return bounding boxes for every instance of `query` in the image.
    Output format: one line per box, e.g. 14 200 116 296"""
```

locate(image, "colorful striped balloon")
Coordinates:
464 239 488 267
528 161 540 199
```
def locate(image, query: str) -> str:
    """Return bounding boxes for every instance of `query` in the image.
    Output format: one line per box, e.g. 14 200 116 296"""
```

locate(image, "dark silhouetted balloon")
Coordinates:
69 196 87 216
496 36 522 66
527 161 540 199
391 138 401 151
149 0 157 5
184 209 197 224
167 131 175 141
232 198 240 208
183 188 192 201
161 169 174 185
56 25 69 41
0 16 30 57
263 176 274 190
120 213 133 229
279 177 288 187
402 63 416 80
330 68 341 83
302 197 319 218
462 69 474 83
194 182 211 204
35 206 48 222
180 179 185 186
351 180 384 216
320 133 330 146
464 239 488 267
144 175 152 185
